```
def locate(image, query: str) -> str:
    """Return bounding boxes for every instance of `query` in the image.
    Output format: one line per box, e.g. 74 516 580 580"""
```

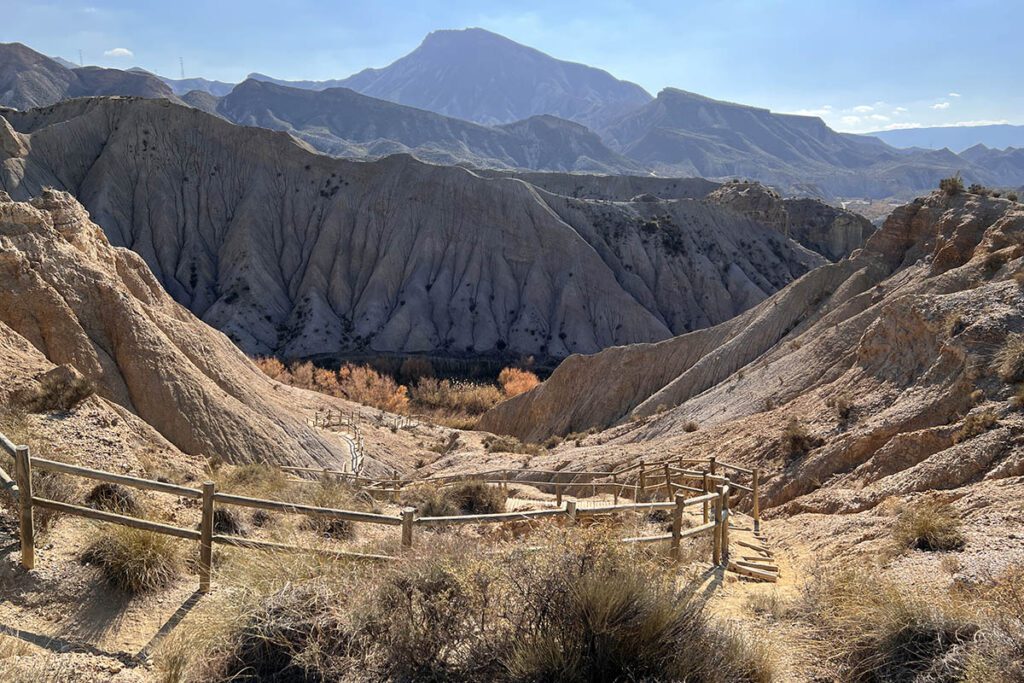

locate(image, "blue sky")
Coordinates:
3 0 1020 133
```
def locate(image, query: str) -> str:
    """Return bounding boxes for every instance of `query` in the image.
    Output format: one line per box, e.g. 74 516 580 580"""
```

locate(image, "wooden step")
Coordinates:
728 561 778 583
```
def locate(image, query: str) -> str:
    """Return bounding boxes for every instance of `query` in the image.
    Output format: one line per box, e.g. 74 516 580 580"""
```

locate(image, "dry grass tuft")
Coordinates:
85 482 140 515
217 462 290 499
953 409 999 444
212 507 249 537
31 469 78 533
81 527 184 595
12 371 94 413
997 333 1024 383
444 480 506 515
191 532 771 682
482 434 540 455
799 568 977 681
401 480 506 516
893 498 966 552
780 417 823 461
965 567 1024 682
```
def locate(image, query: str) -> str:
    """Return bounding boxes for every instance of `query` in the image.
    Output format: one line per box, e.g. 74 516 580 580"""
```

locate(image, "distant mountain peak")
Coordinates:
332 28 652 129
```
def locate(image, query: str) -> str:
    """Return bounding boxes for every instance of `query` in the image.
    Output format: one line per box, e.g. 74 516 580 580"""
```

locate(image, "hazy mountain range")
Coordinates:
3 30 1023 199
869 123 1024 152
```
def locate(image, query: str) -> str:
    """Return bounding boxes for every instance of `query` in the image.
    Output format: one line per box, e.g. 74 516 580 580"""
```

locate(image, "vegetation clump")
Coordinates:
798 568 977 681
997 333 1024 383
445 480 506 514
212 507 249 536
940 173 965 196
893 498 966 552
85 482 140 515
255 356 540 429
402 480 506 516
196 533 771 682
780 418 823 460
953 409 999 444
13 370 95 413
81 527 183 595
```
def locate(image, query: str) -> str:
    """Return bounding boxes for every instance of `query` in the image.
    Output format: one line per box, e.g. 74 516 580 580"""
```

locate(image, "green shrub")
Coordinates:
82 527 184 595
894 499 966 552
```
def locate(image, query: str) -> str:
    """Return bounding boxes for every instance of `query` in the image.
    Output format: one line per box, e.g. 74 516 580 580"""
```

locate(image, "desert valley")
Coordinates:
1 6 1023 682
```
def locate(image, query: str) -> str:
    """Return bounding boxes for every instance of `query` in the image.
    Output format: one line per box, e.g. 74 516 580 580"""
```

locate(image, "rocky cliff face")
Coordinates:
706 181 875 261
479 191 1024 514
0 97 824 361
0 189 352 466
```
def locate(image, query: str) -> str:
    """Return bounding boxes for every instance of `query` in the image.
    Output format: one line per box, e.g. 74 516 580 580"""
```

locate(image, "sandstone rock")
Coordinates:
0 190 351 466
480 192 1024 514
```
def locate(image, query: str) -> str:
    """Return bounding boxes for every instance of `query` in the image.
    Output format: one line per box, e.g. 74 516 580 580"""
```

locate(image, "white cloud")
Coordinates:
871 119 1010 132
104 47 133 58
787 105 833 117
941 119 1010 127
948 92 961 97
931 101 951 110
868 114 890 122
893 106 908 114
874 122 925 131
840 115 862 126
852 105 874 113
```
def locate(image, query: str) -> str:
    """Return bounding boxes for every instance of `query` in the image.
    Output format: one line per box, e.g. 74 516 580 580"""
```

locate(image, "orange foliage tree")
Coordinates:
498 367 540 397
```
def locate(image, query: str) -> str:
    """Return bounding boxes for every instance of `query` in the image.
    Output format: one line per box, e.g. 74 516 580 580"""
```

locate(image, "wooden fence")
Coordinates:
306 408 365 473
0 431 760 593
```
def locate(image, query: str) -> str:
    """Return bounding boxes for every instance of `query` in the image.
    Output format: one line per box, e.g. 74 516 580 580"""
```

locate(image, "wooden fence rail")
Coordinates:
1 430 759 593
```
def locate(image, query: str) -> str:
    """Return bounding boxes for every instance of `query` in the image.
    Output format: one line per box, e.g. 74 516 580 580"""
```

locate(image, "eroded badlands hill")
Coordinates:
0 97 825 360
0 189 353 467
480 191 1024 514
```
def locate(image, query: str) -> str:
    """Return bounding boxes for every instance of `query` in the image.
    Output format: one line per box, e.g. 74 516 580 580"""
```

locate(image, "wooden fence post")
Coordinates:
555 484 562 506
708 456 717 476
639 461 646 498
702 472 710 524
14 445 34 570
199 481 215 592
721 486 731 564
565 500 577 523
712 485 723 566
752 469 761 534
612 473 618 504
663 463 672 499
401 507 415 549
670 493 684 562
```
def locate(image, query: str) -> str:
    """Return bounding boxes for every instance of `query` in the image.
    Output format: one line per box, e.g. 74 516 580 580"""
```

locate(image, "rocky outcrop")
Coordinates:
480 192 1024 513
0 189 351 466
0 97 824 361
705 181 875 261
706 182 790 235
